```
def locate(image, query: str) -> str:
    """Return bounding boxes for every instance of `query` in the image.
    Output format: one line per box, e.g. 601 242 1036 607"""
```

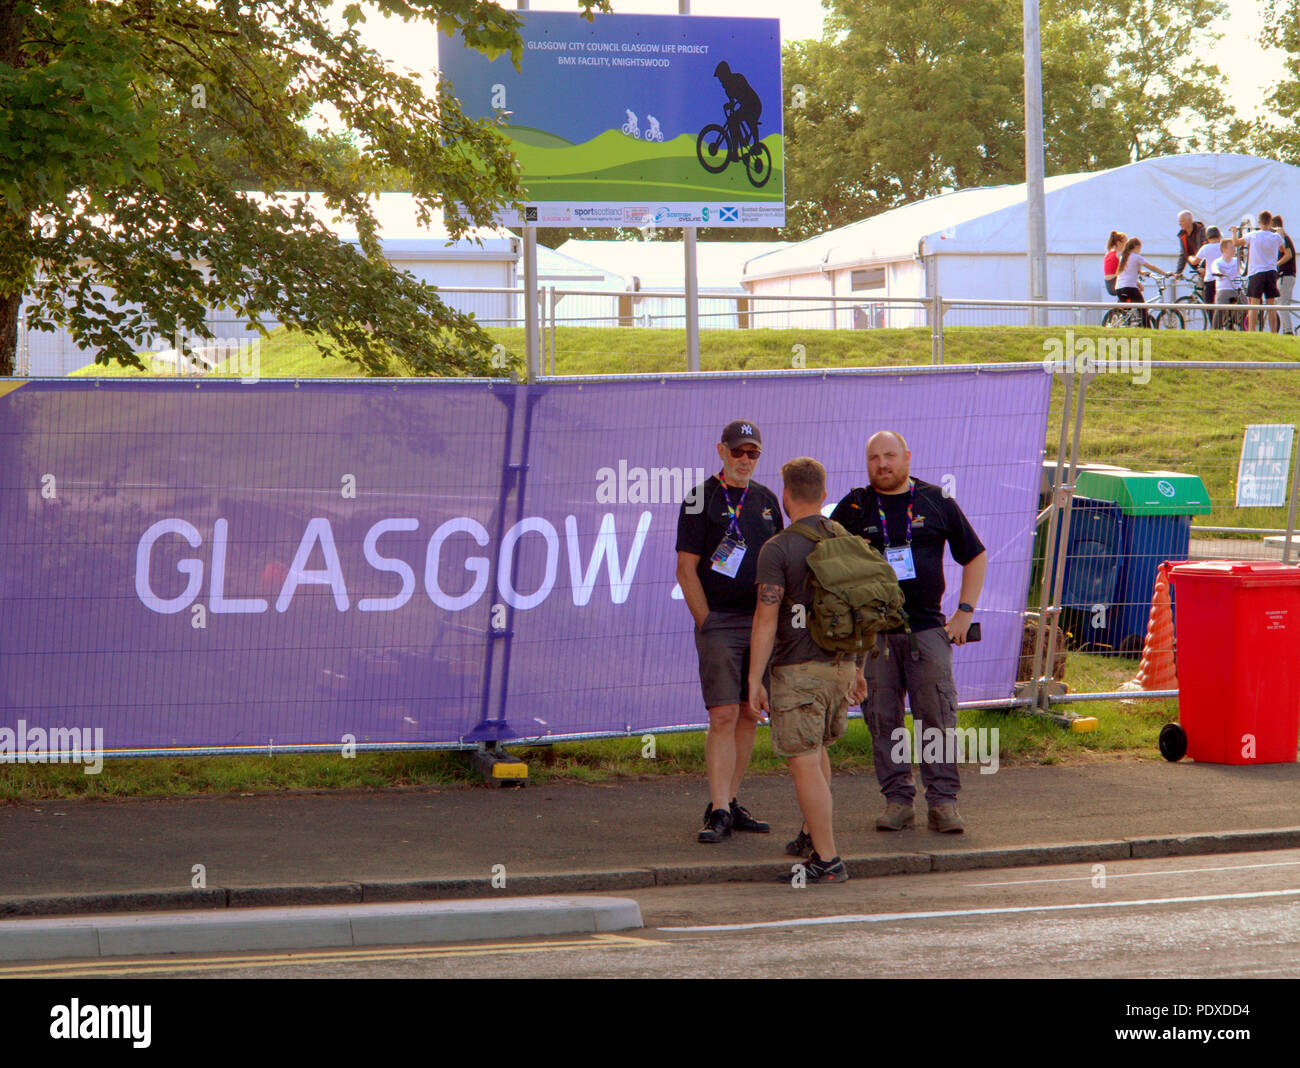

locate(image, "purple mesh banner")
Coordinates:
0 369 1049 753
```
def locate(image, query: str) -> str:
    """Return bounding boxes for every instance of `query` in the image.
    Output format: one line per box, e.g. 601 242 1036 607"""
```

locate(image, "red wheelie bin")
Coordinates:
1164 562 1300 764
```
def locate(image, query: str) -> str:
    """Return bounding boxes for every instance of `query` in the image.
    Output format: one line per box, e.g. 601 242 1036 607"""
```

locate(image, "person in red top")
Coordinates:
1103 231 1126 296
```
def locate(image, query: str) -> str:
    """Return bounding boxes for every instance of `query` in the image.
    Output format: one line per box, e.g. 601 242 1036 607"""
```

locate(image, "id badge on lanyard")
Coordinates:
710 479 750 577
886 545 916 580
710 535 747 577
878 480 917 581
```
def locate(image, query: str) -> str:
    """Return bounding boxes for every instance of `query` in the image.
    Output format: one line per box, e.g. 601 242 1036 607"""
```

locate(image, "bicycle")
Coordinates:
1103 274 1184 329
1173 270 1213 331
1208 275 1249 330
696 104 772 188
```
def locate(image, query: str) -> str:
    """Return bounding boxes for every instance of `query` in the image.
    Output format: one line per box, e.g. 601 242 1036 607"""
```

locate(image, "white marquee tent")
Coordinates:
741 154 1300 329
24 192 523 376
554 239 789 329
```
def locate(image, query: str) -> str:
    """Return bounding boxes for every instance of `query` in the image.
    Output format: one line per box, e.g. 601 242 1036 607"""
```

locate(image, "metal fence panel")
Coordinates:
0 367 1050 754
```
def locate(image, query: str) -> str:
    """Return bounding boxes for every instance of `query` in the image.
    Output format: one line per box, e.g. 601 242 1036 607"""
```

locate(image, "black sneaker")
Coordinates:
697 803 733 843
729 798 770 834
785 828 813 857
801 852 849 884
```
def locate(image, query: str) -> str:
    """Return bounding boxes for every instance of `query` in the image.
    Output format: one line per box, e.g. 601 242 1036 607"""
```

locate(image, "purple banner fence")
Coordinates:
0 368 1050 754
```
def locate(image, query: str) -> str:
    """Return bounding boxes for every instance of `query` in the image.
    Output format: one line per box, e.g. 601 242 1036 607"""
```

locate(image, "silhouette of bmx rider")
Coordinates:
713 61 762 162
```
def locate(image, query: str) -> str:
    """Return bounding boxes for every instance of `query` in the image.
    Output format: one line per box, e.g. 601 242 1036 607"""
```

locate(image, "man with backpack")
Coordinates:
749 457 870 884
830 431 986 834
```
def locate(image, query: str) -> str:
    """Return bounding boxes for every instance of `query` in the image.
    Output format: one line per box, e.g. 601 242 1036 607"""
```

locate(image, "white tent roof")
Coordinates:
743 154 1300 279
557 239 789 291
535 244 616 286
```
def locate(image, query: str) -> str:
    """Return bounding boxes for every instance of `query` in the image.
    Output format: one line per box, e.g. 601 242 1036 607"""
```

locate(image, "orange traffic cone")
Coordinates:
1133 563 1178 690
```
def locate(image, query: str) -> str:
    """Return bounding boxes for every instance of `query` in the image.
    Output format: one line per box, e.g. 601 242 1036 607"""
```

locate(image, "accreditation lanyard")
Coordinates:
709 475 750 578
719 476 750 541
876 479 917 581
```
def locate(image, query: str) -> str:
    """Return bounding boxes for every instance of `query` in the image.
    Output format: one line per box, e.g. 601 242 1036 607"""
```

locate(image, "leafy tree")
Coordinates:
780 0 1124 239
0 0 606 377
1063 0 1245 161
779 0 1240 241
1251 0 1300 164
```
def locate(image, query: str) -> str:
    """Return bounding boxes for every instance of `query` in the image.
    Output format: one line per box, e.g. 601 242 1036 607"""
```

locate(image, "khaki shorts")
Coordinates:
769 659 856 758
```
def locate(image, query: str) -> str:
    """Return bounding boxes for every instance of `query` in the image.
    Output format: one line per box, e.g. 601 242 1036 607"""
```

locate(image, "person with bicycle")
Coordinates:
1211 237 1246 330
1187 225 1222 308
1231 211 1285 332
1273 215 1296 336
1175 211 1207 279
712 61 761 162
1115 237 1172 328
1103 231 1126 296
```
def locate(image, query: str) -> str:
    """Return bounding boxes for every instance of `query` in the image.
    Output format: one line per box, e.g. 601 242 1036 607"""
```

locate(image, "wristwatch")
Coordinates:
958 602 975 613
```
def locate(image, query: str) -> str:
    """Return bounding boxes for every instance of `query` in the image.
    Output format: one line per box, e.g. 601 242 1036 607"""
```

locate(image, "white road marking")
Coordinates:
968 859 1300 888
657 887 1300 933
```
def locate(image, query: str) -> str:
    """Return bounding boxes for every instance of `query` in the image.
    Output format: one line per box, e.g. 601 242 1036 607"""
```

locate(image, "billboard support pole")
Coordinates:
523 226 541 382
517 0 541 383
1024 0 1048 328
685 230 700 372
680 0 700 372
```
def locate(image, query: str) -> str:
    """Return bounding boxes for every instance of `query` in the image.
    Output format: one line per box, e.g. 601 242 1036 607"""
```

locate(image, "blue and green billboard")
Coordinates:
440 12 784 227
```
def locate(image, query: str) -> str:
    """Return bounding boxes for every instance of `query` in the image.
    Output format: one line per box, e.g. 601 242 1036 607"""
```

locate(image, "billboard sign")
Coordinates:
439 12 784 228
1236 424 1295 508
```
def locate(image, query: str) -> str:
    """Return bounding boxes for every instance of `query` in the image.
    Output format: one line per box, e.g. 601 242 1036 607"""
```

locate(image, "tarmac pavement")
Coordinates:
3 756 1300 927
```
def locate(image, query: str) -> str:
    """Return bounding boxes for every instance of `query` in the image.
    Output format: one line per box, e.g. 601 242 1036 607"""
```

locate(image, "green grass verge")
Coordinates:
0 654 1173 802
72 322 1300 530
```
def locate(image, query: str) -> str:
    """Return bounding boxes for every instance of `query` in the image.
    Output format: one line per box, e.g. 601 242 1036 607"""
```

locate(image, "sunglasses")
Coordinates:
728 446 761 460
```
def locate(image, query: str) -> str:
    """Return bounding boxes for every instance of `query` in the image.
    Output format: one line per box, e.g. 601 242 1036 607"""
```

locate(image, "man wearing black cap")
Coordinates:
676 420 783 843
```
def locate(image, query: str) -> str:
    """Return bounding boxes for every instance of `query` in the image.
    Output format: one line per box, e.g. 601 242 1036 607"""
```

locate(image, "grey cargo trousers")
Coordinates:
862 627 961 805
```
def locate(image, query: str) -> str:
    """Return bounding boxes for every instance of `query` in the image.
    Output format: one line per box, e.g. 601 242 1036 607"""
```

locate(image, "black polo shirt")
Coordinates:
676 474 783 614
830 478 984 632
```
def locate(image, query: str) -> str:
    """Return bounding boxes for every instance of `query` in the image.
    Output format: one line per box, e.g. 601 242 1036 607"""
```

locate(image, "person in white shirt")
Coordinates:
1232 211 1284 332
1211 238 1245 330
1187 226 1222 306
1115 237 1171 328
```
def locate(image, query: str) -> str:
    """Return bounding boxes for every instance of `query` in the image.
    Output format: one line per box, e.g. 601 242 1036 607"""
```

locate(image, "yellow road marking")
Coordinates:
0 932 660 978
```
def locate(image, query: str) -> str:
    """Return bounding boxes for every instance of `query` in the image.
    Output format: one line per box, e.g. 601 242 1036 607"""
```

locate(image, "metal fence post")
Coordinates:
1284 431 1300 565
931 291 944 365
1039 372 1092 725
1028 370 1074 705
547 285 557 376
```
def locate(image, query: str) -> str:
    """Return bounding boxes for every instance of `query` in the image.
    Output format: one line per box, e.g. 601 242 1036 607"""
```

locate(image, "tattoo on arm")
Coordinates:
758 583 784 605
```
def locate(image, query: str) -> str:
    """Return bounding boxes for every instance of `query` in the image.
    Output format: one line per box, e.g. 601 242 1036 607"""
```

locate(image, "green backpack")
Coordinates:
789 519 909 656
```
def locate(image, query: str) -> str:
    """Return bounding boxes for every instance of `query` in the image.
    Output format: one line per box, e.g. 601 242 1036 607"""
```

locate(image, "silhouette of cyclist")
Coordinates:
713 61 761 162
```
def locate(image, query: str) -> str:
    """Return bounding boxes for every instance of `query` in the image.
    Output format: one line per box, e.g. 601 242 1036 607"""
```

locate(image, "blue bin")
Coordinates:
1111 514 1192 651
1055 497 1124 649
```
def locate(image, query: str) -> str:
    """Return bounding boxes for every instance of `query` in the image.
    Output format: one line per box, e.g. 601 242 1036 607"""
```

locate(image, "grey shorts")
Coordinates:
694 610 762 709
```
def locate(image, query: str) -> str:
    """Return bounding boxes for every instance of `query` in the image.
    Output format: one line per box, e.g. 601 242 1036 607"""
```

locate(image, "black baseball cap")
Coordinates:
721 420 761 447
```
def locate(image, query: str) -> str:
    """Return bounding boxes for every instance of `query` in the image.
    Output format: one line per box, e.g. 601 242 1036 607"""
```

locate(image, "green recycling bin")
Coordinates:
1073 469 1212 651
